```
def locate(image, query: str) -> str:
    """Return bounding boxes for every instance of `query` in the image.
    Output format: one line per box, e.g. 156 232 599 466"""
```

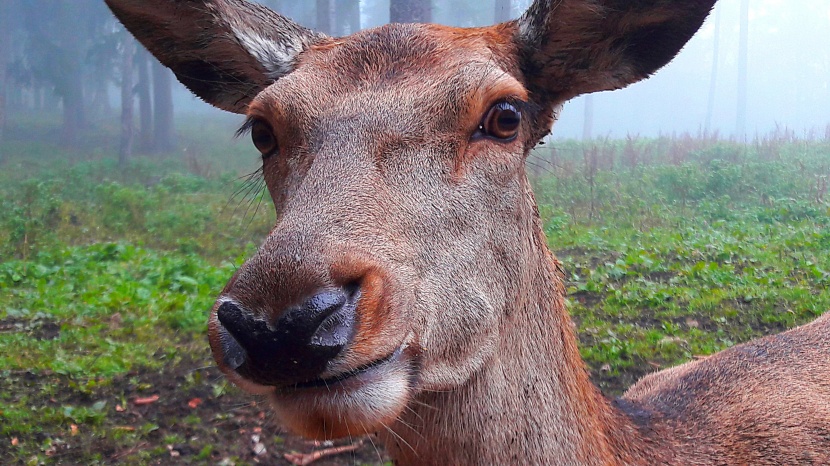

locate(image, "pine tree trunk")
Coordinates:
736 0 749 138
0 0 10 153
152 59 174 153
136 48 153 152
494 0 512 23
704 6 721 135
316 0 332 34
58 0 87 148
390 0 431 23
582 95 594 141
335 0 361 35
119 38 135 167
61 73 86 148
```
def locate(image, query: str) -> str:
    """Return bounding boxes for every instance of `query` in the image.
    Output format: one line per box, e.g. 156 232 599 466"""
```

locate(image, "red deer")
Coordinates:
106 0 830 464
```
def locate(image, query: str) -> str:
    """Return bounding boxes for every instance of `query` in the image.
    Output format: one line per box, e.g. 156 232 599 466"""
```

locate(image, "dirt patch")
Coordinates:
0 357 389 465
569 290 606 308
0 316 62 340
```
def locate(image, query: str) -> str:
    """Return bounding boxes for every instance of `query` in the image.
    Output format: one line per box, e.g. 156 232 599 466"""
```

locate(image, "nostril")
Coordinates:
220 329 247 370
213 288 360 386
301 290 348 328
310 291 359 349
217 301 261 347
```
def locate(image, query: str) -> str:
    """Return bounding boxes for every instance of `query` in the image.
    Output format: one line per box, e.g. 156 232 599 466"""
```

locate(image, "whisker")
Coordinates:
361 421 386 465
383 423 417 456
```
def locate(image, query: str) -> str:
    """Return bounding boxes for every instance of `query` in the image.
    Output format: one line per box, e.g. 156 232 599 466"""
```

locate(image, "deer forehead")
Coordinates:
247 23 527 137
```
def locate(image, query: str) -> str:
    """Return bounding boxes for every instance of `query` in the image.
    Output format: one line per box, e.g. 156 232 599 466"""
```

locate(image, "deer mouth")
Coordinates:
266 343 416 440
289 345 406 391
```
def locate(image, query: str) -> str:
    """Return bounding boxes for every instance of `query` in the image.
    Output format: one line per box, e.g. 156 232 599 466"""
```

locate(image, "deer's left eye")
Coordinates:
478 101 522 141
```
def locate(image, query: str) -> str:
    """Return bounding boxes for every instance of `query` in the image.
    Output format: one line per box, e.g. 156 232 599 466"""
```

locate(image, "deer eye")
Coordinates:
479 101 522 141
250 119 278 156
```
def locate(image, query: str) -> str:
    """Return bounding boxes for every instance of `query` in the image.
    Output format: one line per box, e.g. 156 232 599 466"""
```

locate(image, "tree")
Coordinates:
316 0 332 34
704 6 721 135
86 3 120 121
735 0 749 138
136 48 153 152
582 95 594 141
390 0 432 23
335 0 361 36
17 0 108 147
119 37 135 166
0 0 11 151
152 60 174 152
494 0 512 23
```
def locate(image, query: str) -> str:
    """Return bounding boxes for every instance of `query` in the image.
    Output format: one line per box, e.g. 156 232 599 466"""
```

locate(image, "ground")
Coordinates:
0 352 391 465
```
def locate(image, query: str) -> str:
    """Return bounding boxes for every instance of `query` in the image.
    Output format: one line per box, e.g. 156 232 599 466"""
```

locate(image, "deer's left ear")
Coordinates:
515 0 716 103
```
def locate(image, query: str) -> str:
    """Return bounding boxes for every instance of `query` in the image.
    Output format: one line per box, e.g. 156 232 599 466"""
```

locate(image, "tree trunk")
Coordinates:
704 6 720 135
390 0 431 23
89 83 112 121
119 38 135 167
152 59 174 153
57 1 87 148
736 0 749 138
316 0 332 34
61 72 86 148
136 48 153 152
335 0 361 35
494 0 512 23
0 0 10 154
582 95 594 141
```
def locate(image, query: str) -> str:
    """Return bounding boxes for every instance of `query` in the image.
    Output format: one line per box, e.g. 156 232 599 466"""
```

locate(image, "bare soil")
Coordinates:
0 356 390 465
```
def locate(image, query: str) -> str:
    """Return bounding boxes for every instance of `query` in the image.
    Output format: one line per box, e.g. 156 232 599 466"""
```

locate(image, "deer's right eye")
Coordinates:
251 120 278 157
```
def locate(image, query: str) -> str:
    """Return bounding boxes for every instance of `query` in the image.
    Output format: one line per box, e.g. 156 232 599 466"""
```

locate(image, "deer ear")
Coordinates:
106 0 326 113
516 0 716 103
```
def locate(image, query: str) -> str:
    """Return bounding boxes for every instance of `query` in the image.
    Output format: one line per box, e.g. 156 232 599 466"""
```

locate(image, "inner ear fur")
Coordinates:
516 0 717 103
106 0 326 113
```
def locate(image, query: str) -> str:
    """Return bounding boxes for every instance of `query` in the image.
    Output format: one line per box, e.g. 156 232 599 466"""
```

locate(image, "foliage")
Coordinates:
530 134 830 390
0 126 829 462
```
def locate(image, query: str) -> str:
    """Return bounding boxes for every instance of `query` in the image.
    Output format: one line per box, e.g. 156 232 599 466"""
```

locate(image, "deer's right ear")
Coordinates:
106 0 326 113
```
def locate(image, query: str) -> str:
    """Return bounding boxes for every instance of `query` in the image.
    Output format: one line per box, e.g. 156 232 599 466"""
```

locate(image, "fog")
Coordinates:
1 0 828 146
185 0 830 139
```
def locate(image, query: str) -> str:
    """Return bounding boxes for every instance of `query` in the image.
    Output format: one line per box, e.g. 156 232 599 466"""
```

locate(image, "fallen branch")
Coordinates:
284 441 363 466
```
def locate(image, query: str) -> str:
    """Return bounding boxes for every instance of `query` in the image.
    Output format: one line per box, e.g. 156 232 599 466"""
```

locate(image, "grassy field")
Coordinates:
1 118 828 464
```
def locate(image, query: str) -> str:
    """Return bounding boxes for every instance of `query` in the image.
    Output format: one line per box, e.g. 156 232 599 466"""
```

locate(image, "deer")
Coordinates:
106 0 830 464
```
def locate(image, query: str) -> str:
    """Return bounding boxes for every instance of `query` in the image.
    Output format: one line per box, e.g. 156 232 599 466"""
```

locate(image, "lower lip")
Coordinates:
289 346 405 390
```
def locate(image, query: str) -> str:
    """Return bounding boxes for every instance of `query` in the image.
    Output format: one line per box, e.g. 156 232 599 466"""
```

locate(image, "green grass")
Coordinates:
0 120 829 462
530 135 830 389
0 242 235 376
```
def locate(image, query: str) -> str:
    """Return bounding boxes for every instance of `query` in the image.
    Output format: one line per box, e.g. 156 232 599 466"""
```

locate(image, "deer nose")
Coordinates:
215 286 359 386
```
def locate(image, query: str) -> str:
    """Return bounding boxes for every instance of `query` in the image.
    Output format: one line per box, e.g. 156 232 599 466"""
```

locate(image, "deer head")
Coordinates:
107 0 715 442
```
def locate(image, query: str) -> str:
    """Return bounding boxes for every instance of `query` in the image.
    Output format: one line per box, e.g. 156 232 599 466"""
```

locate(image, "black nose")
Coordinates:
216 286 359 386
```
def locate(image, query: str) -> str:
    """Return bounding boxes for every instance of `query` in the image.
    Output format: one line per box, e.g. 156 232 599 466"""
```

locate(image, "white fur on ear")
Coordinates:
231 26 309 80
106 0 328 113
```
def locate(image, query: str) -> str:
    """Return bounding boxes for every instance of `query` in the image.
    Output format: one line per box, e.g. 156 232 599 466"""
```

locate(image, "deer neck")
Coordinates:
382 197 657 465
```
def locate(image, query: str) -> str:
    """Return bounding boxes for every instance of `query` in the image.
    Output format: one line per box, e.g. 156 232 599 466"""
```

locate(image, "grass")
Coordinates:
530 132 830 389
0 117 828 463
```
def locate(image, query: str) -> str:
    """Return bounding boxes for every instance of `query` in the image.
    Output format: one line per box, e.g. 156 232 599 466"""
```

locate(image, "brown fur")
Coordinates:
107 0 830 464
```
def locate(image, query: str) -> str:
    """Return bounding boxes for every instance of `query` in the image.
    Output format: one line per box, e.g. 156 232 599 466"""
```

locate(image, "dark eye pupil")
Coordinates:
497 109 520 130
251 121 276 155
482 101 521 140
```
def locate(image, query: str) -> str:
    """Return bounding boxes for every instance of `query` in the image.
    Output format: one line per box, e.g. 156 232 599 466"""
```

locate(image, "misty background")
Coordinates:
0 0 828 158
